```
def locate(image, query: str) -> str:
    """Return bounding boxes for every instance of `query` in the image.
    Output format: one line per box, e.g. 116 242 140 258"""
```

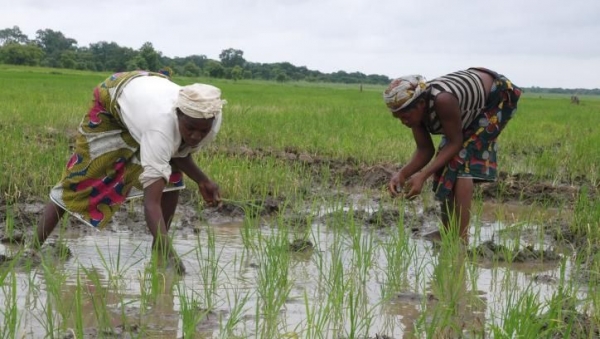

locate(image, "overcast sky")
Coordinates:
3 0 599 88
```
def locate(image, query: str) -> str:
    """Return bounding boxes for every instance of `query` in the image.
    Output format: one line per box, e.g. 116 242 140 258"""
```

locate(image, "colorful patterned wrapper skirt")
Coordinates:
432 70 521 200
50 71 185 228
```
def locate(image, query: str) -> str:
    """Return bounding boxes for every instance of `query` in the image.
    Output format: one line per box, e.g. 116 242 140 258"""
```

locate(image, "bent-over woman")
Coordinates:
383 68 521 242
33 70 225 273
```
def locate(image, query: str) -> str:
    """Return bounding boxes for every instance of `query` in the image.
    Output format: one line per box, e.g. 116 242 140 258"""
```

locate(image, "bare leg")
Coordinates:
443 178 473 243
151 190 179 250
34 201 66 248
161 190 179 232
151 190 185 274
440 198 452 231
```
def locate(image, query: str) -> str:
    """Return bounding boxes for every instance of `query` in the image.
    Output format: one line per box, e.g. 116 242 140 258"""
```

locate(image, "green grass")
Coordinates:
2 66 599 202
1 65 600 338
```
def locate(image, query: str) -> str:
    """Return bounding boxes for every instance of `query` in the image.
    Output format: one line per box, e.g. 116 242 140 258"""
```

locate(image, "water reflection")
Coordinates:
0 201 579 338
47 263 181 338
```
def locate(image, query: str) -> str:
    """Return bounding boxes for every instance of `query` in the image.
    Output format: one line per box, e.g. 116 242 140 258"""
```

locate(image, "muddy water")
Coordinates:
0 200 577 338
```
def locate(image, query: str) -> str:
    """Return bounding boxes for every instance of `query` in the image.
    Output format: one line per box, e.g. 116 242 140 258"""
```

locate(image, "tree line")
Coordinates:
1 25 598 93
525 86 600 96
0 25 390 85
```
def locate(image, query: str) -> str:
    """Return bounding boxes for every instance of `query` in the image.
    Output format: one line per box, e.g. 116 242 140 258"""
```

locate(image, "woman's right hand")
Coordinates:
388 170 407 197
199 179 222 207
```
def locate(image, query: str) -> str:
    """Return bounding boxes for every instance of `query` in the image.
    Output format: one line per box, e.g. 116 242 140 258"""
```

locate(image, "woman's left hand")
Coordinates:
404 173 427 199
199 179 222 207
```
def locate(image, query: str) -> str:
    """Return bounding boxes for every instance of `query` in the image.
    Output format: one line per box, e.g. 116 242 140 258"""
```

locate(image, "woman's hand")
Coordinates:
199 179 221 207
404 172 428 199
389 171 407 197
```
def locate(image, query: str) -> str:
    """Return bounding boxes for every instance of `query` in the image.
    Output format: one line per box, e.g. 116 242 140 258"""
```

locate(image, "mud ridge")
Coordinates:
212 146 597 206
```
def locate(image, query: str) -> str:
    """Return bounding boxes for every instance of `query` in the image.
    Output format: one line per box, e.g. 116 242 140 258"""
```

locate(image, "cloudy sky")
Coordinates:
3 0 599 88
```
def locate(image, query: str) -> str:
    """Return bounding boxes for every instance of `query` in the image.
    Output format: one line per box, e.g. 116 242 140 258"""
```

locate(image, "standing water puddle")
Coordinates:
0 200 579 338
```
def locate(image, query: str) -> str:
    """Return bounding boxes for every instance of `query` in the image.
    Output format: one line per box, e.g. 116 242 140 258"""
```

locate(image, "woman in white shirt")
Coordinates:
32 70 225 274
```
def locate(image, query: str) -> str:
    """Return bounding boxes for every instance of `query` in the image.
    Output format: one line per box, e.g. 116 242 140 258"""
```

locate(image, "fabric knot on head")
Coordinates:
177 84 227 119
383 75 427 112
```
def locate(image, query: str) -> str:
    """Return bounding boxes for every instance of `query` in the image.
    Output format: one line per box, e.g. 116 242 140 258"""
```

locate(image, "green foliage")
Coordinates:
204 59 224 78
139 41 161 72
0 25 394 85
126 54 148 71
219 48 245 68
275 70 288 82
1 67 599 203
0 26 29 45
231 65 243 81
35 29 77 67
89 41 135 72
0 42 44 65
183 61 201 77
0 66 599 337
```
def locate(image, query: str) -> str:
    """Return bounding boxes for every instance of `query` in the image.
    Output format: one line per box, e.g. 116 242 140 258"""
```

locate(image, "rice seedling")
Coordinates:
219 287 252 339
195 225 223 311
0 271 20 339
1 67 600 337
254 225 293 338
95 238 145 289
177 282 211 338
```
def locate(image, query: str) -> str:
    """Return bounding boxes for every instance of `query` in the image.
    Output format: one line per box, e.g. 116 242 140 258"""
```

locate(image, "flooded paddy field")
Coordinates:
1 154 597 338
1 68 600 338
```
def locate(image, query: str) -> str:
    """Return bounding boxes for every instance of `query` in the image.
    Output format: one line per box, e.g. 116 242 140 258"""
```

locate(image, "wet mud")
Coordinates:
201 195 283 221
537 307 600 339
58 323 141 339
3 146 594 212
0 147 594 264
1 147 598 337
468 240 562 263
215 146 597 206
318 208 433 233
288 238 314 252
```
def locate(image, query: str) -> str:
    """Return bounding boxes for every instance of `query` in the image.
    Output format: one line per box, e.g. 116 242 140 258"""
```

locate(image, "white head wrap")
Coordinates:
383 75 427 112
177 83 226 119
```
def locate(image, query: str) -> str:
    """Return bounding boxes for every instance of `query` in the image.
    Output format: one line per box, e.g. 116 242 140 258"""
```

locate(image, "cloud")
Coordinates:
2 0 599 88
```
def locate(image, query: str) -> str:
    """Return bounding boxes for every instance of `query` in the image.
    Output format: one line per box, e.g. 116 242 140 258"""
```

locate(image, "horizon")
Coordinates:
1 0 598 90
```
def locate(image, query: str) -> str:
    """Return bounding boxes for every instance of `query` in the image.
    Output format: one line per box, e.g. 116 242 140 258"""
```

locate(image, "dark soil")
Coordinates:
538 308 600 338
0 146 594 267
214 146 596 206
468 240 562 263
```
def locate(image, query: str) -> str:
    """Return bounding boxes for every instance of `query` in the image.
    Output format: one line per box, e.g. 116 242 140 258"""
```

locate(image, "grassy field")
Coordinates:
0 65 599 338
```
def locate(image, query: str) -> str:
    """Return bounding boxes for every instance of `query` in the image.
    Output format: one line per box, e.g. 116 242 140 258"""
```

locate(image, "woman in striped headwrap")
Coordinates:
383 68 521 243
31 71 226 273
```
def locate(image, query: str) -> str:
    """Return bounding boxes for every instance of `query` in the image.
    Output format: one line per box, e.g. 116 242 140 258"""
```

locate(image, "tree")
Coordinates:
35 29 77 56
231 65 243 81
60 50 77 69
275 70 288 83
219 48 245 68
89 41 133 71
0 26 29 46
0 42 43 65
139 42 161 71
186 54 207 68
204 60 224 78
126 54 148 71
183 61 201 77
